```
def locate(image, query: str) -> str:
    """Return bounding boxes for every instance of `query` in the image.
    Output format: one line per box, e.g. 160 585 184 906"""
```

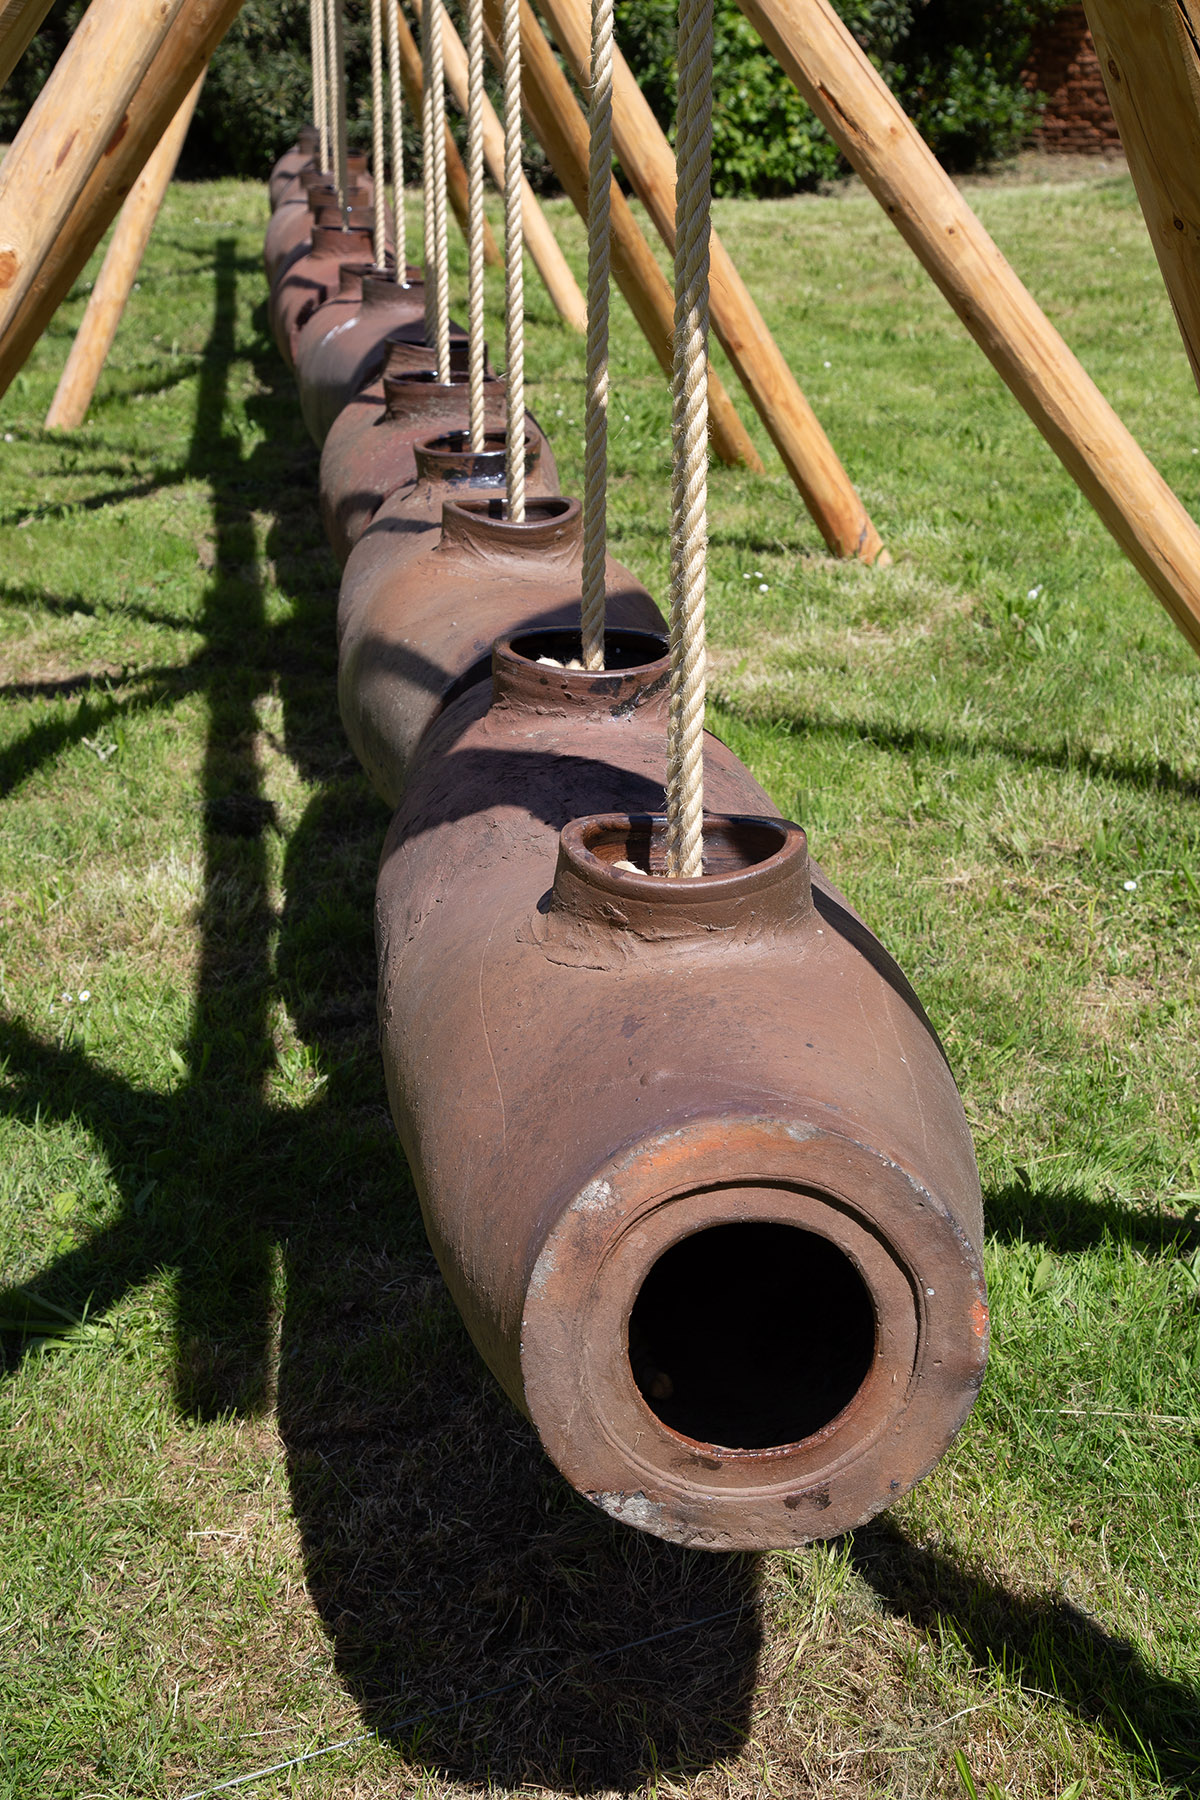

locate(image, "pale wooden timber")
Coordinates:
391 0 502 267
0 0 246 402
0 0 54 91
480 0 761 470
45 70 205 429
1083 1 1200 395
534 0 882 559
415 0 586 333
0 0 190 340
734 0 1200 657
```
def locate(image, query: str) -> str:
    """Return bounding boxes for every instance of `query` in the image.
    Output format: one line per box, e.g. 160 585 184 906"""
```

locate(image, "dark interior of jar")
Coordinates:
508 628 668 670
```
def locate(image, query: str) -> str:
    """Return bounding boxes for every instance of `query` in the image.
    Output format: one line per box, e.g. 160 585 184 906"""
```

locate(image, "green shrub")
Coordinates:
2 0 1072 195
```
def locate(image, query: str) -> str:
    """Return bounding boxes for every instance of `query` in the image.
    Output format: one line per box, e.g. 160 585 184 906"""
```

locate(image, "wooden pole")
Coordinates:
534 0 882 559
0 0 54 92
44 69 205 430
391 0 502 267
416 0 586 333
480 0 761 470
0 0 190 341
733 0 1200 657
1083 1 1200 396
0 0 246 403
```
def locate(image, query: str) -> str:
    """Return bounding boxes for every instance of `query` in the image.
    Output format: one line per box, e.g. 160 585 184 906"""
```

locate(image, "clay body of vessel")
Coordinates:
270 225 376 369
338 428 560 653
295 271 434 447
265 180 372 289
373 629 989 1550
320 367 506 565
338 499 663 806
267 125 319 210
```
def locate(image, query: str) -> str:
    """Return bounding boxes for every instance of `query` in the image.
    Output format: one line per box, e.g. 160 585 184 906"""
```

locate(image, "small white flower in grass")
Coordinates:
1027 585 1043 600
823 360 832 368
743 572 751 580
759 583 769 593
624 413 631 422
556 408 564 415
60 991 72 1004
2 433 12 443
755 570 763 577
1123 879 1138 892
78 990 91 1003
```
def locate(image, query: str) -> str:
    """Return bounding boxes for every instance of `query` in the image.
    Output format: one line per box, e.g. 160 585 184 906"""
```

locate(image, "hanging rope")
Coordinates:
467 0 487 450
311 0 328 172
370 0 388 260
664 0 712 879
329 0 350 215
502 0 525 519
580 0 613 669
386 0 406 276
421 0 451 373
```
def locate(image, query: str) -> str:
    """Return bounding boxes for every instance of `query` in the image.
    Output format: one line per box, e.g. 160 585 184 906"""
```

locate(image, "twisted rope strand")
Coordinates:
580 0 613 670
502 0 525 519
665 0 712 878
428 0 451 375
387 0 406 275
421 0 436 341
466 0 487 450
311 0 328 170
330 0 350 216
370 0 388 260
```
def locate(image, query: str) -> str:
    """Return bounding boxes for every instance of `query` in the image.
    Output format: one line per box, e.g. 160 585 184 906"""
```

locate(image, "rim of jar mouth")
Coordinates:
443 494 578 534
559 812 804 896
414 429 537 479
495 626 670 683
310 225 375 254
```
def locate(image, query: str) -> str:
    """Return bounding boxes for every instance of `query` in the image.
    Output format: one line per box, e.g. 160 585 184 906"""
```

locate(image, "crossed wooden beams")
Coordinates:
2 0 1200 651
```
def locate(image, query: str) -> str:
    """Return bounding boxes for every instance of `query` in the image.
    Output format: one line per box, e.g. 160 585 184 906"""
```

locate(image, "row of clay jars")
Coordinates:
265 173 374 289
338 495 653 806
319 355 518 561
271 145 372 213
294 265 434 447
375 624 988 1550
267 124 320 209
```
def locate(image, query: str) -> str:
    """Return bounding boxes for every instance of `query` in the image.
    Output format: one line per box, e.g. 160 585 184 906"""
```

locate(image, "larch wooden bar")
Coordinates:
479 0 762 471
734 0 1200 657
391 0 502 267
0 0 246 402
45 69 206 430
416 0 587 333
533 0 883 560
0 0 55 92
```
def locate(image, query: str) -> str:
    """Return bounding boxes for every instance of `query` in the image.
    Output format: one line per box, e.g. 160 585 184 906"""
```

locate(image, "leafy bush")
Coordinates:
2 0 1072 195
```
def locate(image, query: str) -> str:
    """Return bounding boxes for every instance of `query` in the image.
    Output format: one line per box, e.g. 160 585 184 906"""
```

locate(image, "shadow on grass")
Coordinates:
985 1171 1200 1257
0 236 760 1791
711 690 1200 803
851 1520 1200 1795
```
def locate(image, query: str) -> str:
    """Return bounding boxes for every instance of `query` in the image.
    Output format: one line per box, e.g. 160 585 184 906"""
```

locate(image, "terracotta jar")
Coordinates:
267 124 320 210
270 225 376 369
272 146 372 212
319 365 506 564
337 428 560 651
264 178 372 289
295 270 432 446
373 628 988 1550
337 498 665 805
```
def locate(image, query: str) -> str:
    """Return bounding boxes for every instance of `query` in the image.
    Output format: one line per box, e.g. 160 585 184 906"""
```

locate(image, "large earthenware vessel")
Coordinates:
337 499 663 804
373 627 989 1550
296 270 432 446
270 224 376 369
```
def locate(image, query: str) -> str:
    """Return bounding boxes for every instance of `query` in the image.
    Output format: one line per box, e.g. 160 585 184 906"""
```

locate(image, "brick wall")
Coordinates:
1023 6 1123 154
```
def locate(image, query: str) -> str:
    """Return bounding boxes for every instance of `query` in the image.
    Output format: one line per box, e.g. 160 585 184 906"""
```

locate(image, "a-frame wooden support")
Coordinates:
45 70 206 430
478 0 762 471
535 0 885 563
735 0 1200 659
0 0 247 403
0 0 54 92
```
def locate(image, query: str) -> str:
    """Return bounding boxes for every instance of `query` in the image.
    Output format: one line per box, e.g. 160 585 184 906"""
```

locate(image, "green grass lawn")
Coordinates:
1 161 1198 1800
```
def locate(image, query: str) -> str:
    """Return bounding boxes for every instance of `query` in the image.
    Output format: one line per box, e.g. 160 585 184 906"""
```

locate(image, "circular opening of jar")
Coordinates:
580 813 789 879
471 495 572 523
509 627 668 670
628 1221 876 1450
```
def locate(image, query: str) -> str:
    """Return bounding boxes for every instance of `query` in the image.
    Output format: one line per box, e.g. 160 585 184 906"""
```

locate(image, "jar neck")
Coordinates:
436 495 582 570
490 628 670 719
413 429 539 491
309 226 374 260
